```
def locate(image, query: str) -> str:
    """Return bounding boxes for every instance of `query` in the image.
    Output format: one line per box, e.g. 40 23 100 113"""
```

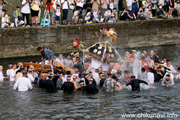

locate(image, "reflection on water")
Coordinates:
0 45 180 119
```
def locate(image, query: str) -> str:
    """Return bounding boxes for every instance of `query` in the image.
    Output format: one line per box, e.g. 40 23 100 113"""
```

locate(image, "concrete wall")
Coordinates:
0 19 180 58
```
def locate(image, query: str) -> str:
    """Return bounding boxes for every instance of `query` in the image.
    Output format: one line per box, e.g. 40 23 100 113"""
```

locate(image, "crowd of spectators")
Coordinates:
0 0 180 28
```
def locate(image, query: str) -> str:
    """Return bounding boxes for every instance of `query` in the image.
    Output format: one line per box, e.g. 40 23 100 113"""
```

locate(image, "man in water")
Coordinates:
122 75 151 92
162 74 174 87
13 72 33 92
103 73 116 92
9 64 17 81
61 76 74 93
83 78 98 94
99 72 106 88
45 74 56 92
37 47 54 69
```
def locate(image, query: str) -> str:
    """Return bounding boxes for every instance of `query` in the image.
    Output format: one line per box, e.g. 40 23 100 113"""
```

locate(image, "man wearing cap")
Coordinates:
123 75 151 92
45 74 56 92
85 72 97 86
103 73 116 92
38 74 47 88
13 72 33 92
83 78 98 94
162 74 174 87
61 76 74 93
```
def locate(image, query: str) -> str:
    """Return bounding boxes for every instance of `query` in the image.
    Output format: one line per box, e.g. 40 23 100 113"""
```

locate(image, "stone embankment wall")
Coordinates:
0 19 180 58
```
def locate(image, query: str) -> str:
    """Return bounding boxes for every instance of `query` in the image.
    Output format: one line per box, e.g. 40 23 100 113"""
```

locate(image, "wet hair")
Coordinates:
166 60 170 63
124 70 129 74
66 71 71 75
54 69 58 74
157 67 161 69
154 60 160 63
58 67 63 69
67 54 71 57
112 75 118 81
141 68 146 72
107 73 112 77
131 75 136 79
37 47 42 51
162 56 166 59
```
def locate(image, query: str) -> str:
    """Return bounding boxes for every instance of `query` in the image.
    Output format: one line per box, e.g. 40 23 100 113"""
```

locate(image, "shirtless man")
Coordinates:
110 60 121 74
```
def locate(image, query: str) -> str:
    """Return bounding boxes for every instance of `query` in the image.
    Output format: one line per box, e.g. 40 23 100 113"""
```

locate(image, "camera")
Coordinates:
46 0 51 4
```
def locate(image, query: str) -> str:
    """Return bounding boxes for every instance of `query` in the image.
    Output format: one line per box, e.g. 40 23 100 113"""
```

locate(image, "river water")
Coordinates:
0 45 180 119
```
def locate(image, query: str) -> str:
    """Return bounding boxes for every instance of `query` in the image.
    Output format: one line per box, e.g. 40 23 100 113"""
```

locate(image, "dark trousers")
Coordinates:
152 9 156 16
22 13 30 25
63 9 68 20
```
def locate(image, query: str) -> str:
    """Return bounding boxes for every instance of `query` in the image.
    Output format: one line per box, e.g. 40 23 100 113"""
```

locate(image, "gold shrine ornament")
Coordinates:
98 51 102 55
93 49 97 53
111 54 114 58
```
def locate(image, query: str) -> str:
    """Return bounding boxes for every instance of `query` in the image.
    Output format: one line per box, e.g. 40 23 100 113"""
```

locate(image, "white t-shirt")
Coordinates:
77 0 84 8
85 12 91 20
61 0 68 9
56 9 61 16
0 71 4 81
104 10 111 16
9 69 16 81
55 58 64 64
27 74 34 82
13 77 32 91
21 0 31 14
62 75 73 84
126 0 132 7
6 69 11 76
147 72 154 84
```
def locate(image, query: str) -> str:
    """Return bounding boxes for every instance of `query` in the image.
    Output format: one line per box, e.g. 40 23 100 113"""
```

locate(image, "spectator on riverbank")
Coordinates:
104 8 112 22
67 0 75 24
21 0 31 27
157 4 167 18
1 11 13 28
31 0 40 26
12 6 24 27
101 0 109 17
127 6 136 20
0 0 6 19
44 0 54 24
